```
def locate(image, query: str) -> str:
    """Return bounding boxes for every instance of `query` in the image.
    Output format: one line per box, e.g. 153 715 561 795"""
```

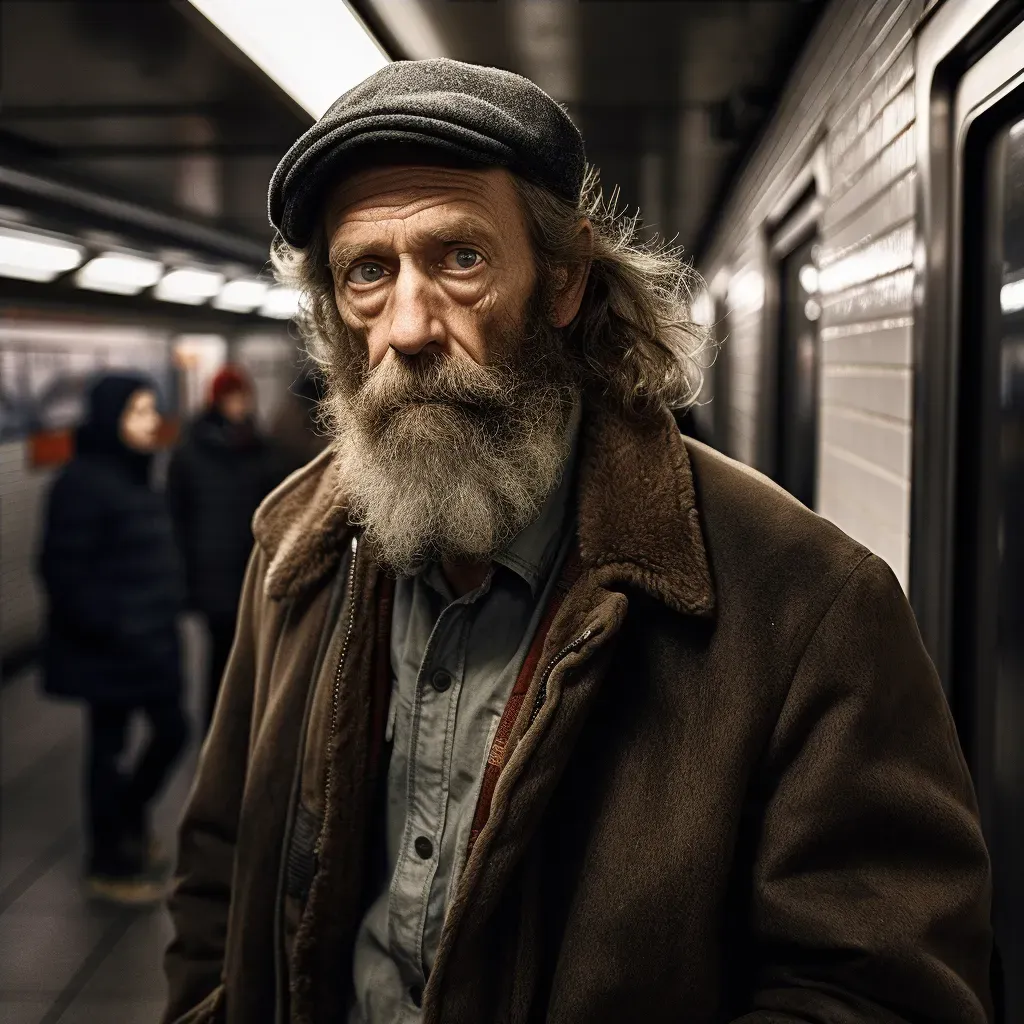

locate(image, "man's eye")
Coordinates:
347 262 387 285
446 249 483 271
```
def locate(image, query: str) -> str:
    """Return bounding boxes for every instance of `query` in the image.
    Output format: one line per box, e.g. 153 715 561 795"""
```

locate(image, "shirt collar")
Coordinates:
492 400 581 596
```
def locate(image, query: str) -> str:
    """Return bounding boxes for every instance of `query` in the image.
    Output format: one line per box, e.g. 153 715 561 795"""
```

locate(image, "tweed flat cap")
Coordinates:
268 58 586 247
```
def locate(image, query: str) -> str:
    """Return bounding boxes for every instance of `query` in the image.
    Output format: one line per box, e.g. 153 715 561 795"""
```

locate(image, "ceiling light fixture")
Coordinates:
75 252 164 295
1001 278 1024 314
213 278 271 313
154 267 225 305
0 227 84 282
259 285 301 319
186 0 389 118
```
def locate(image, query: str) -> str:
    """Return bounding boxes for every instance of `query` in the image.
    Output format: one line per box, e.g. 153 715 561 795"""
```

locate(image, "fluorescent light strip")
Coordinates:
260 285 300 319
155 267 226 305
214 278 270 313
186 0 389 118
0 228 84 282
76 253 164 295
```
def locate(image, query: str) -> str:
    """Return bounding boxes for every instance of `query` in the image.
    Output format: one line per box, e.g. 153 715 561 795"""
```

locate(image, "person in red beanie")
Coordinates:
168 365 284 727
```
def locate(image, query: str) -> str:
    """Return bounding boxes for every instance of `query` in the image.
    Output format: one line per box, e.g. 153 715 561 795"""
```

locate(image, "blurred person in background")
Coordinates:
268 366 330 478
168 364 282 727
39 372 188 907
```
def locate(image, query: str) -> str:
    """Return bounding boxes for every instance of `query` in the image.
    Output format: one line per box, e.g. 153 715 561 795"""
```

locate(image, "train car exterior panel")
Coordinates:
821 317 915 364
820 364 914 421
820 170 917 256
820 267 916 326
828 17 917 165
817 444 911 578
823 125 918 231
820 404 912 479
830 85 916 198
702 0 927 590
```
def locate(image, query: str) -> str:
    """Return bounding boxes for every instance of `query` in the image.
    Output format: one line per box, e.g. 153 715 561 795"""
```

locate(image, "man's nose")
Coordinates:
386 265 444 356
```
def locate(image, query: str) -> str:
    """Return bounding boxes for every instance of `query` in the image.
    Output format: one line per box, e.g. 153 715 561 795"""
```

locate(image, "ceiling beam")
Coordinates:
0 103 240 120
0 164 269 263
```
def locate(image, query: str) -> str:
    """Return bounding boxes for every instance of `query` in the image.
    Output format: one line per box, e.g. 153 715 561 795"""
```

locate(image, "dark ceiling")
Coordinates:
0 0 826 264
0 0 312 258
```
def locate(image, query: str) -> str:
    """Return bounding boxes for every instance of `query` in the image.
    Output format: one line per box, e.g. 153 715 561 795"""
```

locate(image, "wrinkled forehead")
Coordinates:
323 162 521 238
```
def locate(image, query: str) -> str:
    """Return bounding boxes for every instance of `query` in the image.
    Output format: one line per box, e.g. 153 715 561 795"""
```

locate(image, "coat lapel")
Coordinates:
575 403 715 618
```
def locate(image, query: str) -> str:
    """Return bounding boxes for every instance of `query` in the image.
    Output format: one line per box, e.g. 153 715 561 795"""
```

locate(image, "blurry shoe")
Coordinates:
84 872 167 907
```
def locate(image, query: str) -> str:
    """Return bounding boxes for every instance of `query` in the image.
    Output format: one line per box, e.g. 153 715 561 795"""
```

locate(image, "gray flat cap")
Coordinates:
268 58 586 247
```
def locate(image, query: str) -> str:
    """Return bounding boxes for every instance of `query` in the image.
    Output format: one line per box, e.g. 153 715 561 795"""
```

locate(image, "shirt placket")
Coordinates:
387 590 472 991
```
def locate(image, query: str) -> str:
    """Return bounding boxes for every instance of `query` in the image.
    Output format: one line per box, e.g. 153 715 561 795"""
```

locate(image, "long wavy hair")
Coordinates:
270 164 711 416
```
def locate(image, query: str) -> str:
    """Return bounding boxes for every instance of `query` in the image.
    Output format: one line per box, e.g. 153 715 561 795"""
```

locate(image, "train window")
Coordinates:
774 232 821 508
952 23 1024 1020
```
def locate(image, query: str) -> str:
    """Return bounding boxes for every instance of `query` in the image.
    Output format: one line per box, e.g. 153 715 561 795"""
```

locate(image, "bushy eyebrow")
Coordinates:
328 214 498 272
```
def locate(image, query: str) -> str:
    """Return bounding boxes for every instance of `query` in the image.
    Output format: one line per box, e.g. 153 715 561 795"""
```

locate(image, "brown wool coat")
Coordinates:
162 403 994 1024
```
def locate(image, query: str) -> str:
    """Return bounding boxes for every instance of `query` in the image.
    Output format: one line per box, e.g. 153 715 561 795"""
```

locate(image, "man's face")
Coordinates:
320 164 581 574
325 164 538 370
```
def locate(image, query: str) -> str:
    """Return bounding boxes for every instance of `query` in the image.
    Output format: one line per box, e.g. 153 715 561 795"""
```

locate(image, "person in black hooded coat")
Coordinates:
39 372 189 904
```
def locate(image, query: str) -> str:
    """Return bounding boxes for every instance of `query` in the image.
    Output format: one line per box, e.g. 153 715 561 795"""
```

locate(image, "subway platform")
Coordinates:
0 621 205 1024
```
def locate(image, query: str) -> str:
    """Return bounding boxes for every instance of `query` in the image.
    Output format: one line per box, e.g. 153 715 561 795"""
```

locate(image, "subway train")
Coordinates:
693 2 1022 1018
0 0 1021 1020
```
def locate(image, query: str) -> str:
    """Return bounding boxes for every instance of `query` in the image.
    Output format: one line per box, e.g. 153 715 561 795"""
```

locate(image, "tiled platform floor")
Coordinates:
0 620 206 1024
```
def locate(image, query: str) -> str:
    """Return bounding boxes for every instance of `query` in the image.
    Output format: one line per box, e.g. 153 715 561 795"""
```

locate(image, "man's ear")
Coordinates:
550 220 594 328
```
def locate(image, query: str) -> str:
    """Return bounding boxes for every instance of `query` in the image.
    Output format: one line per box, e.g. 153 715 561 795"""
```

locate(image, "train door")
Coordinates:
774 233 821 508
767 199 822 510
946 16 1024 1022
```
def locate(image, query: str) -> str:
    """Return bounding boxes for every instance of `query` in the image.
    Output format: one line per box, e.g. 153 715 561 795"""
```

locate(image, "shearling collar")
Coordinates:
252 403 715 617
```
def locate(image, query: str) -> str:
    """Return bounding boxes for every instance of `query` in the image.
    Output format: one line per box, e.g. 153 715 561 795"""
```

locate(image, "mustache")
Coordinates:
351 350 519 420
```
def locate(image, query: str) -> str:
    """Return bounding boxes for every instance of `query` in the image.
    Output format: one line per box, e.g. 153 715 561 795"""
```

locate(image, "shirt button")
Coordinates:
431 669 453 693
414 835 434 859
409 985 423 1008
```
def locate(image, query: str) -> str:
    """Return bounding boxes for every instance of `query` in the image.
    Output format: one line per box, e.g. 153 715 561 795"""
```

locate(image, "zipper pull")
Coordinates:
528 628 593 728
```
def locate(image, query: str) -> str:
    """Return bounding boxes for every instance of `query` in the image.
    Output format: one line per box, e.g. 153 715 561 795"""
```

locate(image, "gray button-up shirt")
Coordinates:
348 414 580 1024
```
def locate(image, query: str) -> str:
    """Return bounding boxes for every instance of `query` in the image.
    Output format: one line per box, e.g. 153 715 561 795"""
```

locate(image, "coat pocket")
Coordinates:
285 801 320 902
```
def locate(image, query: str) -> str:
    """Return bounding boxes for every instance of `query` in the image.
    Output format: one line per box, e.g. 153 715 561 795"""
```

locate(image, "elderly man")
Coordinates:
163 60 992 1024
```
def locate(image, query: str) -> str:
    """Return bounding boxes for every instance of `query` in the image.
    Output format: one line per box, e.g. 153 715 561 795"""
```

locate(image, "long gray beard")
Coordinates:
323 310 579 575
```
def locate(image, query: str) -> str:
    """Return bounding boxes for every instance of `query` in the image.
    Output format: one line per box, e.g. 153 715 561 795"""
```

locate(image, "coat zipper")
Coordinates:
527 628 593 729
314 534 360 859
434 624 595 1003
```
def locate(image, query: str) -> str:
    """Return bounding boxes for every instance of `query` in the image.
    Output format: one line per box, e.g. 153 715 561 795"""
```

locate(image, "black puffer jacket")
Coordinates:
167 409 284 619
39 374 184 704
